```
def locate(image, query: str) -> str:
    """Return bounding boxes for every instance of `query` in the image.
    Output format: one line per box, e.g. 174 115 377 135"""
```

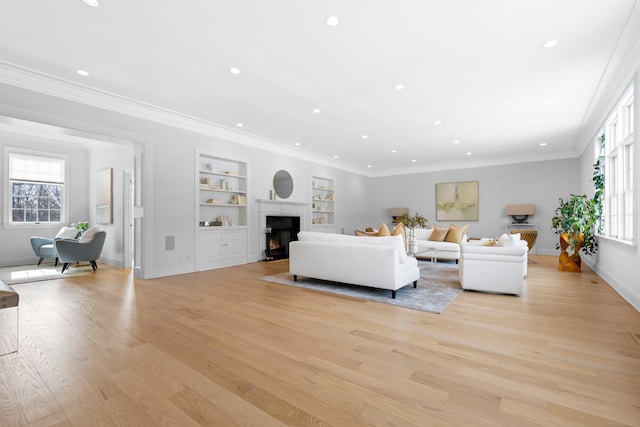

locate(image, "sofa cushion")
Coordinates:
298 231 407 263
391 222 406 248
428 226 448 242
444 223 468 243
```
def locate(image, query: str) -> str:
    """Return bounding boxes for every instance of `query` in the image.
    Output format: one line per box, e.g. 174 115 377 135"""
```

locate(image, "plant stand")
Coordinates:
558 232 583 272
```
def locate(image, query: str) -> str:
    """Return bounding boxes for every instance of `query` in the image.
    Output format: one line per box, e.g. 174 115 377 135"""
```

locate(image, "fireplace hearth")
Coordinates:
265 215 300 260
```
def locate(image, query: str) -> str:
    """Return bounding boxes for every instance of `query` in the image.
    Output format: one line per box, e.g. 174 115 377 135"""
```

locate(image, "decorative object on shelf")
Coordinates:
436 181 478 221
506 204 535 223
273 170 293 199
394 212 428 253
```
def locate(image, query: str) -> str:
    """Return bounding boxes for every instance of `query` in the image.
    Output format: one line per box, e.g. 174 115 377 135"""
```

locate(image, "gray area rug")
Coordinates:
0 263 88 285
260 261 463 313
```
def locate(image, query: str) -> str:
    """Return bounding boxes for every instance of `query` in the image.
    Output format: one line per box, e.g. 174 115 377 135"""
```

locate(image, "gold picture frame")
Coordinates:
436 181 479 221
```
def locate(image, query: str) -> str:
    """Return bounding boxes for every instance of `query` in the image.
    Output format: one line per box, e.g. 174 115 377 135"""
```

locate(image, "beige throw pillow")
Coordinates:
428 226 448 242
445 224 468 243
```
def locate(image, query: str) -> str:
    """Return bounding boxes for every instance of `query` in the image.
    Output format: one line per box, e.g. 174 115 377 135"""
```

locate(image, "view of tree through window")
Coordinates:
8 152 65 224
11 182 62 222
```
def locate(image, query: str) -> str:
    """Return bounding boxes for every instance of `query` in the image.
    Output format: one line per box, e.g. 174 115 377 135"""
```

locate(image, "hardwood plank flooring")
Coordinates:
1 255 638 426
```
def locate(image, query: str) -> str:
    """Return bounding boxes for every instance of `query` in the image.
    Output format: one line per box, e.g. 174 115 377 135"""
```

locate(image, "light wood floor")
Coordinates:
1 255 639 426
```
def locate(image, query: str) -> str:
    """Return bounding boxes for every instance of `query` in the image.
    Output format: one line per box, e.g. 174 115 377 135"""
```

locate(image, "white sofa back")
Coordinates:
297 231 408 263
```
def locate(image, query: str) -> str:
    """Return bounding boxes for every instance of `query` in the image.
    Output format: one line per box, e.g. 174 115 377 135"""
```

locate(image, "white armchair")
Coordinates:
458 242 527 295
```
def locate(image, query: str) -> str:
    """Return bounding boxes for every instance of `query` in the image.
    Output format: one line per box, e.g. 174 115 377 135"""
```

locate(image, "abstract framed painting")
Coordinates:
435 181 479 221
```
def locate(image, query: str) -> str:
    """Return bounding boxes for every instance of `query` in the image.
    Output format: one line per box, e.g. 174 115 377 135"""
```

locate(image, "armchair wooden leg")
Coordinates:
90 261 98 271
37 257 44 266
61 263 70 273
54 258 58 267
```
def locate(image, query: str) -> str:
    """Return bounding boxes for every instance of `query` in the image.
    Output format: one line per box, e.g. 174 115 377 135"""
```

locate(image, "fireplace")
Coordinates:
265 215 300 260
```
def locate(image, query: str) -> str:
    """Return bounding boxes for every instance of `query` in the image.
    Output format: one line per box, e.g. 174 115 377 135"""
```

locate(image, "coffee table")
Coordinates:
409 247 437 262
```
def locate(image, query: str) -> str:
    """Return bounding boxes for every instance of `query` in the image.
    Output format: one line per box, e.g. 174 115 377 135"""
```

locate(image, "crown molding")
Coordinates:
1 61 577 178
0 61 370 175
370 149 579 178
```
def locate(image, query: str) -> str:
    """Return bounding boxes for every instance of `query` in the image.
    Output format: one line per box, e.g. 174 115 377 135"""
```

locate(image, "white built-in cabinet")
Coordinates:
312 176 335 232
196 153 248 270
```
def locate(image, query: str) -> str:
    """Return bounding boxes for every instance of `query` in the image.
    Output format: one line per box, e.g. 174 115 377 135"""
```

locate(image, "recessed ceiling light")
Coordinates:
433 120 441 125
367 165 372 168
453 139 460 144
540 142 547 146
542 99 551 104
76 69 90 77
391 150 397 153
543 40 558 49
394 84 405 90
326 16 340 26
362 135 368 140
466 152 472 156
236 123 244 127
333 155 339 159
411 159 417 163
82 0 99 6
229 67 240 74
313 108 321 114
294 142 301 146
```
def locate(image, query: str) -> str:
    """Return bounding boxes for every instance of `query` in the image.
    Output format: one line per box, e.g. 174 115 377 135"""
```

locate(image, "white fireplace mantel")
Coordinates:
257 199 310 259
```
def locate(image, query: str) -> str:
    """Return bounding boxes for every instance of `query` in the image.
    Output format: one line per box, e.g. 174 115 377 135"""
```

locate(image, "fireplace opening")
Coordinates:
265 215 300 261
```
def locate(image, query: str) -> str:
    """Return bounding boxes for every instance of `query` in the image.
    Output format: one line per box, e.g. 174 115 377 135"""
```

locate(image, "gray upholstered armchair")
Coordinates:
30 226 80 266
55 229 106 273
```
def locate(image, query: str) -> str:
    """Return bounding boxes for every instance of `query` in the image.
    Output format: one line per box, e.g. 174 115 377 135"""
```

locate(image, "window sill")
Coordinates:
596 234 636 250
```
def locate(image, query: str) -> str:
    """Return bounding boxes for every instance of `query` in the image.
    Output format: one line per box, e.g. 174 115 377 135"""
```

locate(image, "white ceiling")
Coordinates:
0 0 638 174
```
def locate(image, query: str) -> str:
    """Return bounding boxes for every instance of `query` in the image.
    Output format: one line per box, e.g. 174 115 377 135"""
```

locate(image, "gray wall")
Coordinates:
371 159 579 255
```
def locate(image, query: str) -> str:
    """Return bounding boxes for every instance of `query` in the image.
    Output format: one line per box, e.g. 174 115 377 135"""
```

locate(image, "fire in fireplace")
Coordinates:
265 215 300 260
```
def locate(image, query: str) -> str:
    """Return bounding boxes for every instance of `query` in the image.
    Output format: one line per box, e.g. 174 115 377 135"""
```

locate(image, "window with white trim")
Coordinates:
8 152 65 224
599 84 634 242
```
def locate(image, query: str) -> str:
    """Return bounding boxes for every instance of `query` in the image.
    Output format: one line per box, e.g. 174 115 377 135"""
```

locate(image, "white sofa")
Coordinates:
413 228 468 262
289 231 420 298
458 237 528 295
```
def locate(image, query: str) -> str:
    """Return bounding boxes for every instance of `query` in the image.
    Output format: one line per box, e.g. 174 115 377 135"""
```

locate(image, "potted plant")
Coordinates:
395 212 428 253
552 186 603 273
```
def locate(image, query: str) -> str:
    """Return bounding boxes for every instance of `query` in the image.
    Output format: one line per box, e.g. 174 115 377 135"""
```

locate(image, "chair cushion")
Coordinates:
79 226 101 243
56 226 79 239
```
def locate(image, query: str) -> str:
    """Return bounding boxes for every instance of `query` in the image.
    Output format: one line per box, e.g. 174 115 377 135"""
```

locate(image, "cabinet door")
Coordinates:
224 229 247 258
199 230 225 260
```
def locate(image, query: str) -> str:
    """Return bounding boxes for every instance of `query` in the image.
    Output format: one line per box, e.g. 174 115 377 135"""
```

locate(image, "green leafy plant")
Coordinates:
72 221 89 233
551 134 605 260
551 194 599 256
395 212 428 229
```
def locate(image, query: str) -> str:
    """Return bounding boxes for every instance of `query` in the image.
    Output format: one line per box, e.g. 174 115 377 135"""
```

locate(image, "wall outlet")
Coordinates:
165 235 175 250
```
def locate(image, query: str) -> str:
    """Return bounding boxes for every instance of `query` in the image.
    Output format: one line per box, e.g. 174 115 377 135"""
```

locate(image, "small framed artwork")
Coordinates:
96 168 113 224
436 181 479 221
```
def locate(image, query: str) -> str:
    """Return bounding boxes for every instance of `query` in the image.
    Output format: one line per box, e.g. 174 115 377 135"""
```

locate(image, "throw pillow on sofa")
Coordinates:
445 223 468 243
428 225 449 242
355 223 391 237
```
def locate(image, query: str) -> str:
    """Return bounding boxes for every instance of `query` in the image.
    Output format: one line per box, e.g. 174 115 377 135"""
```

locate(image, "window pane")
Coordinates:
50 210 61 222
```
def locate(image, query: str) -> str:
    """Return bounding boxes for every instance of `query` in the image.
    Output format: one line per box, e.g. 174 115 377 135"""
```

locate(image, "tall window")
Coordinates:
600 84 634 242
8 152 65 224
